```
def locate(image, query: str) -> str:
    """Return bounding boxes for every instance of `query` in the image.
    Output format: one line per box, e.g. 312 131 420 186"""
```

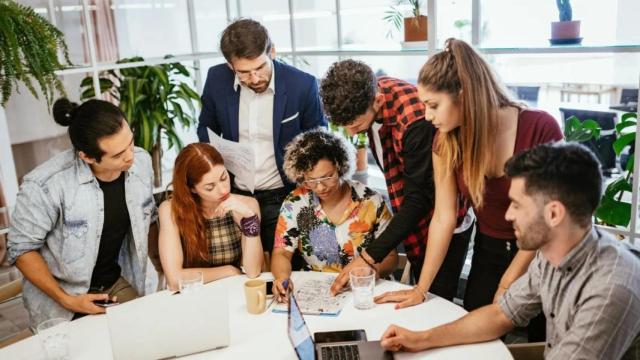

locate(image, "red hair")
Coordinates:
171 143 224 267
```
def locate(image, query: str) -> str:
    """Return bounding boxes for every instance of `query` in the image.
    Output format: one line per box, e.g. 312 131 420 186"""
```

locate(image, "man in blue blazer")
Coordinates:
197 19 326 254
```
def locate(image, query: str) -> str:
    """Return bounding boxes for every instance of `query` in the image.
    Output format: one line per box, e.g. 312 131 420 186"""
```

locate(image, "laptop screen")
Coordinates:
288 293 316 360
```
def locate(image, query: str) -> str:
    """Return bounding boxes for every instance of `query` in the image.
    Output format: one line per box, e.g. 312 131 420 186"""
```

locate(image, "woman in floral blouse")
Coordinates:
271 129 398 301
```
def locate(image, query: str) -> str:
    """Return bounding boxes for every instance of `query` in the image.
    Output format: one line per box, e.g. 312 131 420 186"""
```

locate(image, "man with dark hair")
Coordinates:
197 18 326 253
325 59 472 303
8 98 155 329
380 142 640 360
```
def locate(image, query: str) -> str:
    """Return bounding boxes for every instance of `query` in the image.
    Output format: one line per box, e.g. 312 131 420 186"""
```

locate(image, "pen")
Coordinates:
267 279 289 309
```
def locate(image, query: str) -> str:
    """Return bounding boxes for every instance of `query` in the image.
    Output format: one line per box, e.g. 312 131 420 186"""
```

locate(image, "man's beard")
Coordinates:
515 214 551 251
244 80 269 93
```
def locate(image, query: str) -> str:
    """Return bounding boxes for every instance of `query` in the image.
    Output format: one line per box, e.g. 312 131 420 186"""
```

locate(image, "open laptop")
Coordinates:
609 88 638 112
106 286 230 360
288 291 393 360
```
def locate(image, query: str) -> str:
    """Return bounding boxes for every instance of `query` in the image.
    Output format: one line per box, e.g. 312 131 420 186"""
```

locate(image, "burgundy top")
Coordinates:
456 109 563 239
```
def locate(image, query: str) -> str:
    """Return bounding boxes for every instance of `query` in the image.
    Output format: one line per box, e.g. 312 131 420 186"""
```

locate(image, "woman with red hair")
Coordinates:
158 143 263 290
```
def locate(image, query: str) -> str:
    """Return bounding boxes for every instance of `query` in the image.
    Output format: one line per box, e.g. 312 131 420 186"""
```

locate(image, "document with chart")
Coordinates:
273 275 349 316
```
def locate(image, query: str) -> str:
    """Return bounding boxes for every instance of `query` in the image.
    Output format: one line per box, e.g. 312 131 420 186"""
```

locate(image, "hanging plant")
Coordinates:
0 0 72 107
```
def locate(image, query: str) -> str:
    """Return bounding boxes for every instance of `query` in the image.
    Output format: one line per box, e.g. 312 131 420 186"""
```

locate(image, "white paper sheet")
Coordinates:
208 129 255 192
272 275 349 316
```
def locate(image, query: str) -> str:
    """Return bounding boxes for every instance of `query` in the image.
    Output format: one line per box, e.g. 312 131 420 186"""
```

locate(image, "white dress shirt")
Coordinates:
233 69 284 192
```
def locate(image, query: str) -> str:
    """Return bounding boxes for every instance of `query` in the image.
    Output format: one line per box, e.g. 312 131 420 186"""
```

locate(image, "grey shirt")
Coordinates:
8 148 156 329
499 227 640 360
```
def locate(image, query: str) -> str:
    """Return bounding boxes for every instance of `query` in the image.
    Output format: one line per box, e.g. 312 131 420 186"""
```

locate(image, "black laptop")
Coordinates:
287 291 393 360
609 88 638 112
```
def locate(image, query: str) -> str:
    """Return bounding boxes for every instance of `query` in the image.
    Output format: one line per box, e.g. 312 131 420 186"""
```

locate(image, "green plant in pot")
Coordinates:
550 0 581 45
383 0 427 42
564 112 638 228
80 56 200 187
0 0 72 107
329 123 369 172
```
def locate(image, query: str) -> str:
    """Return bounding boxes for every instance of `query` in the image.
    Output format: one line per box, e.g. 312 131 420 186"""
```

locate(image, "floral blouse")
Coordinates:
275 180 392 272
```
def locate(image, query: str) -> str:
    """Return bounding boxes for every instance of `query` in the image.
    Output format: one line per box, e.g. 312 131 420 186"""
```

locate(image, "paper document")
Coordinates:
273 275 349 316
208 130 255 192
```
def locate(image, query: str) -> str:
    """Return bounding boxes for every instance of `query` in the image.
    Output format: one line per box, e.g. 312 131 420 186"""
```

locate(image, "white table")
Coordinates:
2 272 512 359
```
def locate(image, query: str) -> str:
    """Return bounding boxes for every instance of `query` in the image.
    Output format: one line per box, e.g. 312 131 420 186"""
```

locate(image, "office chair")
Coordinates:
560 108 618 175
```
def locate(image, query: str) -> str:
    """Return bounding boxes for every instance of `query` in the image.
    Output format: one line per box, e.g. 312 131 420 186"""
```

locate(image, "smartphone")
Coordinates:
313 329 367 344
266 280 274 296
93 299 119 307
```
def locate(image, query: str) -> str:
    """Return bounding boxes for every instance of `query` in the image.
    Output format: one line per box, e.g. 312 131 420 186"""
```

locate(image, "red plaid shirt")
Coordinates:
369 77 468 263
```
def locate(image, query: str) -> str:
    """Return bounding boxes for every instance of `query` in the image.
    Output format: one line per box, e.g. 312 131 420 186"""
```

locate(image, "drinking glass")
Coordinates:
179 271 204 294
36 318 70 360
349 267 375 310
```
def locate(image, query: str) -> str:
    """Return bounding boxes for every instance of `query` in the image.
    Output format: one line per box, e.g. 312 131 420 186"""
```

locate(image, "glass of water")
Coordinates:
349 267 375 310
179 271 204 294
36 318 70 360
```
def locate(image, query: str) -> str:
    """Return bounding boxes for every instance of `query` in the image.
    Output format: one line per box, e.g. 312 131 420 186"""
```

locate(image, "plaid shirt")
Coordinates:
369 77 468 262
201 212 242 268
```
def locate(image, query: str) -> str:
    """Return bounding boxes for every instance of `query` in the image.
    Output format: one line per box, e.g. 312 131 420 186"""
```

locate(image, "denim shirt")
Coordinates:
7 147 156 329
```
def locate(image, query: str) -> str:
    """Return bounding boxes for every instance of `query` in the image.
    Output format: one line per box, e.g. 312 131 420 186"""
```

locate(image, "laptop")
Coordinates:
288 292 393 360
106 286 230 360
609 88 638 112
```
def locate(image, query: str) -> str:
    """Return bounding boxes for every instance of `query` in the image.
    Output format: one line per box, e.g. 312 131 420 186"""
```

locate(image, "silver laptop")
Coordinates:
106 286 229 360
288 291 393 360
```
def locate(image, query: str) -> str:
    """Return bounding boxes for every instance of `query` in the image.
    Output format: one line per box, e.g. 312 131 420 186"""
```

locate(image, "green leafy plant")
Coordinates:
565 112 638 227
556 0 573 22
80 56 200 153
329 123 369 149
0 0 72 107
383 0 422 38
563 116 600 142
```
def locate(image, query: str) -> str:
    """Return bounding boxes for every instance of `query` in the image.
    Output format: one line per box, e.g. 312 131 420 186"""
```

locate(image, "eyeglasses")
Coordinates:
233 59 271 81
302 174 339 189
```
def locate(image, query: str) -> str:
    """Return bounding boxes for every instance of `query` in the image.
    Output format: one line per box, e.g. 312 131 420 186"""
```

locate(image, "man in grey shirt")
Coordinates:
8 98 155 330
380 142 640 359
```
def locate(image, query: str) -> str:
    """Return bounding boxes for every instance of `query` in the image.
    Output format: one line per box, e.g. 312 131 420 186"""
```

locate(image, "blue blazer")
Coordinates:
197 60 327 187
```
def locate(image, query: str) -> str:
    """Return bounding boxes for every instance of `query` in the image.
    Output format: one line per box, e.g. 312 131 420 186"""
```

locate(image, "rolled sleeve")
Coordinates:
7 181 58 264
498 255 543 328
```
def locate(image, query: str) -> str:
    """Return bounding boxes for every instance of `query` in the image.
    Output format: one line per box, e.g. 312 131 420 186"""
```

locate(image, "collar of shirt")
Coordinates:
233 65 276 94
74 150 141 185
310 180 363 220
555 226 598 272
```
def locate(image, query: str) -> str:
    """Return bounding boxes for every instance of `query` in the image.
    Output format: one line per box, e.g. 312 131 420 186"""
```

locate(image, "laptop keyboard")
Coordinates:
320 344 360 360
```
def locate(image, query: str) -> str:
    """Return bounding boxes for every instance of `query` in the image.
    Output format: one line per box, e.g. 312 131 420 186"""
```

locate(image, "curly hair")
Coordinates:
320 59 377 126
283 128 355 184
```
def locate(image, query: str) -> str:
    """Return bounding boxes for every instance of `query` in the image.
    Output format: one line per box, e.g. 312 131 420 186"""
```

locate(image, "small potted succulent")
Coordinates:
383 0 427 42
550 0 581 45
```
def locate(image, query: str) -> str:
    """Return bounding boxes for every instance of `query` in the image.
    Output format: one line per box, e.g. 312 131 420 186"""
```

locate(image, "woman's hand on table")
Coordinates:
330 256 368 296
273 278 293 303
374 286 426 309
380 324 427 352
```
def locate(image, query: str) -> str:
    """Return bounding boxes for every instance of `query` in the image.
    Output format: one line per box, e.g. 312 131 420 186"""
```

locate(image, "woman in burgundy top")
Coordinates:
375 38 562 339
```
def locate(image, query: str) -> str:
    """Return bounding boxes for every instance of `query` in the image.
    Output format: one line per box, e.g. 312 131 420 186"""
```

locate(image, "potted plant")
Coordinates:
329 123 369 173
383 0 427 42
0 0 72 107
550 0 581 45
564 112 638 228
80 56 201 187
